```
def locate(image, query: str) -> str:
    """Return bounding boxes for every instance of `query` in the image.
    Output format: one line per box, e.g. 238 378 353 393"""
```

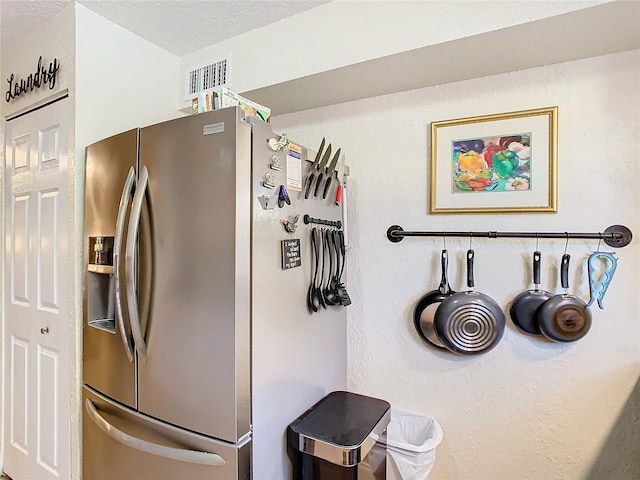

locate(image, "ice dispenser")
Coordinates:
86 236 116 332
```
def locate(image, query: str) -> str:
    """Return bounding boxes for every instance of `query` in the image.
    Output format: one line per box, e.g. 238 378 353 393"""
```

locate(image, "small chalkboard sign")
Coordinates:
281 239 302 269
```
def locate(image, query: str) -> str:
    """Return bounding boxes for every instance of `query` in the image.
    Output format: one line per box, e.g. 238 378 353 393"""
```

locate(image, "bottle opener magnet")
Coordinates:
587 251 617 309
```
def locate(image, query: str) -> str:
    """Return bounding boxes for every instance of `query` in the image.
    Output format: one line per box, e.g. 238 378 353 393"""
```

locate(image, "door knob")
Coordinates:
40 327 49 334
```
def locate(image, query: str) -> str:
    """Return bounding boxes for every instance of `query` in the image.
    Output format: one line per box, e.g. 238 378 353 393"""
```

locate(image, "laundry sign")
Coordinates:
5 56 60 103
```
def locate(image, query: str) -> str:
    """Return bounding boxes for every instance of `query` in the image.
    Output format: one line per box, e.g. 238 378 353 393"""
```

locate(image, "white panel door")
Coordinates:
3 97 70 480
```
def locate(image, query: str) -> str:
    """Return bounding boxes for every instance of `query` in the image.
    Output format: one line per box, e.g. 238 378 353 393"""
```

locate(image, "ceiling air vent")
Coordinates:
184 57 230 100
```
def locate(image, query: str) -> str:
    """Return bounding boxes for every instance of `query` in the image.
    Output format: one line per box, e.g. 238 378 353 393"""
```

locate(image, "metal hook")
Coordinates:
469 232 473 250
443 232 447 250
596 234 602 252
535 232 539 251
563 232 569 254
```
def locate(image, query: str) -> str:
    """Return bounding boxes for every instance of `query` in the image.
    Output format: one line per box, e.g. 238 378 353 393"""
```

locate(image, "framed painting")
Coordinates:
429 106 557 214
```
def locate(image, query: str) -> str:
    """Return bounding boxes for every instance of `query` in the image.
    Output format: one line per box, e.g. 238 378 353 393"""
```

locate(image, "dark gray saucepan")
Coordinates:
536 254 592 342
434 249 506 355
414 249 456 350
509 251 551 335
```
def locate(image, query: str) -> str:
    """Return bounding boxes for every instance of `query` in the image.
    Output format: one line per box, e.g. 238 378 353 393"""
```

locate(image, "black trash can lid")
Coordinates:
288 391 390 467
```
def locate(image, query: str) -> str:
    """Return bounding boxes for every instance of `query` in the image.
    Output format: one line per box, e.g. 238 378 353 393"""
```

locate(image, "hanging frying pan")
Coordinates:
509 251 551 335
414 250 456 350
434 249 506 355
536 254 592 342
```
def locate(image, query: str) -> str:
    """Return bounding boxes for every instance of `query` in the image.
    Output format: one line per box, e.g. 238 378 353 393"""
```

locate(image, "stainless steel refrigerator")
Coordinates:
82 107 348 479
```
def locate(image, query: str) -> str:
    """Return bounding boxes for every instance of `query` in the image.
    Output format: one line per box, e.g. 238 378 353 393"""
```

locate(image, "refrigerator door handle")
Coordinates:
126 165 149 363
85 399 226 466
114 167 136 362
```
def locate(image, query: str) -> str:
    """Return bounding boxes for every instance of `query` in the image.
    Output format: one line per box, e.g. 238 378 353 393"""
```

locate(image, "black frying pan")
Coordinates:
414 250 456 350
536 254 592 342
509 251 551 335
434 249 506 355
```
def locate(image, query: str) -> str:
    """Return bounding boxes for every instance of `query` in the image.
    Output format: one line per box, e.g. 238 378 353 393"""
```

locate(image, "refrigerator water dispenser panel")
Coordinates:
88 236 114 273
87 236 116 333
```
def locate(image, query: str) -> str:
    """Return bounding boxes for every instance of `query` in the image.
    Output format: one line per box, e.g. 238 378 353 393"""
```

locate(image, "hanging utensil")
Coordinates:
307 228 320 313
509 251 552 336
587 251 617 309
323 230 340 306
434 249 505 355
329 230 342 301
536 254 592 342
335 230 351 306
317 229 327 310
413 250 456 350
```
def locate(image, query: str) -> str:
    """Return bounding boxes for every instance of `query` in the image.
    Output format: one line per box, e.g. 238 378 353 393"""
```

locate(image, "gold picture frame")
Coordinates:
429 106 557 214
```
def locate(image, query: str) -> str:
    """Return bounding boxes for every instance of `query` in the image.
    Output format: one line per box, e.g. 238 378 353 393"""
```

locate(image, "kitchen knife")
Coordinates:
303 137 324 198
321 148 341 199
312 145 334 197
305 143 331 199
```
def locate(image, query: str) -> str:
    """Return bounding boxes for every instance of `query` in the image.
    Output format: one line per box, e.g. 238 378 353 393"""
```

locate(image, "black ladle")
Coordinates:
316 229 327 310
330 230 342 297
307 228 320 313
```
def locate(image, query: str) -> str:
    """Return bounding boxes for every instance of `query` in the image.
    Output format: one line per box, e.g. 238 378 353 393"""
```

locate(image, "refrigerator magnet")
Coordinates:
281 239 302 269
282 215 300 234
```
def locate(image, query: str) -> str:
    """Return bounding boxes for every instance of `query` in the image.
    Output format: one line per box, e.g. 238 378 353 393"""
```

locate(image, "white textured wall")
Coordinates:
0 5 75 118
272 50 640 480
75 4 183 146
178 0 607 109
0 3 76 474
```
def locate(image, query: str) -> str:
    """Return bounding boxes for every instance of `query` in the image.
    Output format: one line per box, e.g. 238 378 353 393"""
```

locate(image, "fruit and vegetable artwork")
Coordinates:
452 133 531 193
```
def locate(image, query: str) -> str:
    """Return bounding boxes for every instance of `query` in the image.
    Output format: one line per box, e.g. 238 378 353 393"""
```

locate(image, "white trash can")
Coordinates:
382 408 443 480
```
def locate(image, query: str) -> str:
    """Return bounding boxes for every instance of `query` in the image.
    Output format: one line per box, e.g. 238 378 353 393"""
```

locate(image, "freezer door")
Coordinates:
83 129 138 408
136 108 251 443
83 387 250 480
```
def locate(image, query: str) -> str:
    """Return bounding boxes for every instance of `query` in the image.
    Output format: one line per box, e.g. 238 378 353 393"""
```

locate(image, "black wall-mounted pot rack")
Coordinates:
386 224 633 248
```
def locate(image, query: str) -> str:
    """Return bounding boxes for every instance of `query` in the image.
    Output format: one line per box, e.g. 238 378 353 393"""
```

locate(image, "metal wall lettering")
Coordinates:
5 56 60 103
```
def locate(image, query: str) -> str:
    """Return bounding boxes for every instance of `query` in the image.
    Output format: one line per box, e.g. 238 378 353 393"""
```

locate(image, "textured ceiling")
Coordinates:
1 0 73 45
1 0 328 57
